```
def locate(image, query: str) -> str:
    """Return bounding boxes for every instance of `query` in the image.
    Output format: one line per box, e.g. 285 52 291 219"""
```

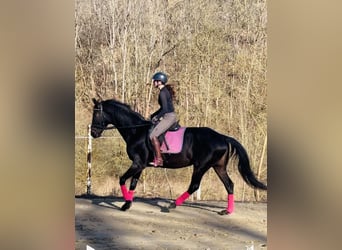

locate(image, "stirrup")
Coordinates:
149 158 163 167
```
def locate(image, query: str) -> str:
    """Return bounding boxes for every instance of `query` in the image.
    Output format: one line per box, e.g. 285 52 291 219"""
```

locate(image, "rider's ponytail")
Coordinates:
165 84 176 101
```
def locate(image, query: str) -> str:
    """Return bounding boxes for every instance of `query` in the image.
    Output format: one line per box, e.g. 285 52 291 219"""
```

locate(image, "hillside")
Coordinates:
75 0 267 202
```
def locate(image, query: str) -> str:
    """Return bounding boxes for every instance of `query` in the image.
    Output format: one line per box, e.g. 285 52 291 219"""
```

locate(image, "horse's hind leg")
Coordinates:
169 165 209 209
213 163 235 215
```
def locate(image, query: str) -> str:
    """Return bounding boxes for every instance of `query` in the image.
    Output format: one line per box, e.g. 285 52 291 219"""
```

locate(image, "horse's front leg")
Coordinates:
119 163 143 211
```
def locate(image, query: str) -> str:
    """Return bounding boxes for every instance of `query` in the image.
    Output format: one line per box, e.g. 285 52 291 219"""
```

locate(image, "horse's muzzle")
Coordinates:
91 127 102 138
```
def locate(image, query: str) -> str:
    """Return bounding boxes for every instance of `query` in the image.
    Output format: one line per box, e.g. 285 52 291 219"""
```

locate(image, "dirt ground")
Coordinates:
75 196 267 250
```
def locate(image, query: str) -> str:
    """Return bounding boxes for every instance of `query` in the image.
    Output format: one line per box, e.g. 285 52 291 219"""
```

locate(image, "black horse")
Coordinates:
90 98 267 215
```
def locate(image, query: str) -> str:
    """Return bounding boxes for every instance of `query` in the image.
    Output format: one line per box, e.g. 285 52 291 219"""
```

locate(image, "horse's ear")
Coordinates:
92 98 98 105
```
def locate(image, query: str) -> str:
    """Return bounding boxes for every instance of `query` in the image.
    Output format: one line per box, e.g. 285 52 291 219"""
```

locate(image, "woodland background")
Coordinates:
75 0 267 202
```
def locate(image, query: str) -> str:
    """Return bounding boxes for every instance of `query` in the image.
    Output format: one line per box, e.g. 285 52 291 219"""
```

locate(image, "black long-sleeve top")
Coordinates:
151 87 175 120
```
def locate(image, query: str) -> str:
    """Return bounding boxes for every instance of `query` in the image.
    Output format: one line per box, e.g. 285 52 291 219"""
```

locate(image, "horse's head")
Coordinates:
90 98 110 138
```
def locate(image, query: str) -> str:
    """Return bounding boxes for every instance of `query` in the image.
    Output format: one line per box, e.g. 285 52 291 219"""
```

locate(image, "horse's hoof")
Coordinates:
161 207 170 213
121 201 132 211
168 202 177 209
218 209 230 215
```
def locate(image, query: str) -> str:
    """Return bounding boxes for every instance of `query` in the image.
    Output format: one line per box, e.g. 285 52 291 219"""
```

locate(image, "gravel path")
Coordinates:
75 197 267 250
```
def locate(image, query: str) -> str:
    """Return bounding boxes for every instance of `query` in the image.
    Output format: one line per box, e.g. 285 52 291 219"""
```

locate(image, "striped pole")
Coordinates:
196 186 201 200
86 124 92 195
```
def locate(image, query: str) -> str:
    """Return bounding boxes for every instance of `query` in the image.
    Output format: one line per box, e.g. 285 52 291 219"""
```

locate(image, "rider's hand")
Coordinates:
152 116 159 124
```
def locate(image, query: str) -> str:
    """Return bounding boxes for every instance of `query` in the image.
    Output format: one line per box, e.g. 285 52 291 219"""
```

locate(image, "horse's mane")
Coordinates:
103 99 147 123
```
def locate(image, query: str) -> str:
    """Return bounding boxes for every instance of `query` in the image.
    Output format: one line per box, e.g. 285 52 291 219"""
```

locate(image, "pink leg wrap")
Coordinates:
120 185 134 201
127 190 134 201
227 194 234 213
175 191 190 206
120 185 129 200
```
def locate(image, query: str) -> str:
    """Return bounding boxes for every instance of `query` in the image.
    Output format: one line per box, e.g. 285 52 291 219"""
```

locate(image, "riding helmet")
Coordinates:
152 72 168 84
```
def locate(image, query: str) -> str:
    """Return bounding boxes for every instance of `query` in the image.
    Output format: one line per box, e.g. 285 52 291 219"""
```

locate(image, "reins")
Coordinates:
92 105 151 130
92 123 151 130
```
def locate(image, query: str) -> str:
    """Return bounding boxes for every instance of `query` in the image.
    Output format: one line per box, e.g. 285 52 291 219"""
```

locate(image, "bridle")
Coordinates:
92 104 116 130
92 103 151 131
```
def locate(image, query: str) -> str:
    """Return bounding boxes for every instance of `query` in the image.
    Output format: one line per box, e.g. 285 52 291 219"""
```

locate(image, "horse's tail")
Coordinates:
226 136 267 190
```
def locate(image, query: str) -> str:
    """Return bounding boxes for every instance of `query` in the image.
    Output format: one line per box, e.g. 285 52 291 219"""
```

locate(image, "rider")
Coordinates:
149 72 177 167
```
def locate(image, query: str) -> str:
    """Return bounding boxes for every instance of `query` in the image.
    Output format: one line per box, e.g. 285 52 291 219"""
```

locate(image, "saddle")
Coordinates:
158 122 186 154
150 121 185 153
166 121 181 132
158 121 181 151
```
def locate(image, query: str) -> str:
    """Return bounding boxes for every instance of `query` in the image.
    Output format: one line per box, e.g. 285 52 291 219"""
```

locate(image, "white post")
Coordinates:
86 124 92 195
196 186 201 200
